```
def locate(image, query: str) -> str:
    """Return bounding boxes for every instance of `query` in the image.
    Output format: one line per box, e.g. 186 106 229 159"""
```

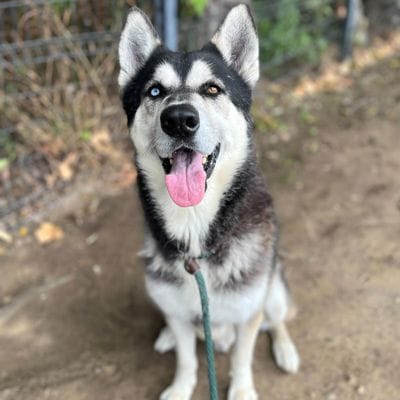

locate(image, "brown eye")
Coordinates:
205 85 221 96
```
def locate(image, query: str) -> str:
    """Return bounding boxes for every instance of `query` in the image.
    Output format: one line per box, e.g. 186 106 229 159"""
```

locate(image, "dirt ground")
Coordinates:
1 55 399 400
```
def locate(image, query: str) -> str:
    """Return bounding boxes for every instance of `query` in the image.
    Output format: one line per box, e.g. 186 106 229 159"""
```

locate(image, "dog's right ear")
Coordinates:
118 7 161 88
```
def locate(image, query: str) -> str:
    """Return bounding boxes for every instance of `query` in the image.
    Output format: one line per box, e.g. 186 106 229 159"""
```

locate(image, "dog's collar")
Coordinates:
177 249 215 262
183 251 214 274
193 250 214 260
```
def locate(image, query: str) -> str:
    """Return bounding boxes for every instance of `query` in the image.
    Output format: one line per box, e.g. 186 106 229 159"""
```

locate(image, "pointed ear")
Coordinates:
118 7 161 88
210 5 259 88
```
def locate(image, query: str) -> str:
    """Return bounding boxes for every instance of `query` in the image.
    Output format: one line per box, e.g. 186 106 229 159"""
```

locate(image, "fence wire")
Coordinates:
1 0 127 131
0 0 345 136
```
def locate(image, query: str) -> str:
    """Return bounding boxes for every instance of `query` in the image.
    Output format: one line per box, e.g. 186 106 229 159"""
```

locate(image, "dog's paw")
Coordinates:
154 326 176 353
272 339 300 374
159 385 193 400
228 386 258 400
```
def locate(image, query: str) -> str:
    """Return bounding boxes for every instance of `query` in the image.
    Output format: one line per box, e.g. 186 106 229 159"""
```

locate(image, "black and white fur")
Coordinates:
118 5 299 400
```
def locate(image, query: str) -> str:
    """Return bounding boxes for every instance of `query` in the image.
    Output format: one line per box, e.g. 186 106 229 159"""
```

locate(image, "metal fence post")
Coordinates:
342 0 357 60
153 0 164 39
163 0 178 51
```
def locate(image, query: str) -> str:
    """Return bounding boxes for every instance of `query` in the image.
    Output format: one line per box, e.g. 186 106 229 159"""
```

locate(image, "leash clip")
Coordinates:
184 257 200 274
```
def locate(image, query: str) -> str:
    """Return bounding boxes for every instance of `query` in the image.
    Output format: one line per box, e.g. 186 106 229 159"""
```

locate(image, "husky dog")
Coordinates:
118 5 299 400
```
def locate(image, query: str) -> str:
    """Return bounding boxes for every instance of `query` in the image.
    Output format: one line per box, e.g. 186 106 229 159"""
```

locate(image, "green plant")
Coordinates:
181 0 208 16
0 134 17 161
189 0 208 16
256 0 332 74
51 0 74 15
0 158 9 171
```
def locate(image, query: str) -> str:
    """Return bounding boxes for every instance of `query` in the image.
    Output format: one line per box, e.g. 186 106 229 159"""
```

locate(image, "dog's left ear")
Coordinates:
210 4 259 88
118 7 161 88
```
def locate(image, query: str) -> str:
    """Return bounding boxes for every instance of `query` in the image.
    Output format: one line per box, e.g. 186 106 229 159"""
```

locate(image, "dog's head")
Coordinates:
118 5 259 207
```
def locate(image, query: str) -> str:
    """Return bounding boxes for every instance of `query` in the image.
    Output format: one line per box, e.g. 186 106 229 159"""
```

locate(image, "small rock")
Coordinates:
94 364 117 377
86 233 98 245
92 264 102 275
0 230 12 244
357 386 366 395
103 364 117 376
94 366 102 375
326 393 337 400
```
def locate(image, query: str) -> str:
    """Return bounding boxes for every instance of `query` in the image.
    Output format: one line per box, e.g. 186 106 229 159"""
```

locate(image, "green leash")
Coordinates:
184 258 219 400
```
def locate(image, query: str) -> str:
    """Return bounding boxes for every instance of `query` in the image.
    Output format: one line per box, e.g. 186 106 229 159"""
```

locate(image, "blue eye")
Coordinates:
149 86 161 98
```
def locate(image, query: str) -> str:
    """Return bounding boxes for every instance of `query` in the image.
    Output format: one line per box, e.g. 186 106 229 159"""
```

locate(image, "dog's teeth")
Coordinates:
169 158 173 165
202 156 207 165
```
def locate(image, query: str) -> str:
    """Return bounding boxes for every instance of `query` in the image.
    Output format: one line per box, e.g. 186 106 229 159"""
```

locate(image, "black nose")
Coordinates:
160 104 200 138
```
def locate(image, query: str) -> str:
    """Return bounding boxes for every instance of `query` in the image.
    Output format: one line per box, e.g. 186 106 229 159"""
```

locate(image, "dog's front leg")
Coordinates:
228 310 263 400
160 317 197 400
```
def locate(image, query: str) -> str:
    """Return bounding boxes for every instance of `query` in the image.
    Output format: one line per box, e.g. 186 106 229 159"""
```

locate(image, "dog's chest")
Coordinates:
146 262 268 324
145 164 234 256
142 195 271 323
162 205 213 255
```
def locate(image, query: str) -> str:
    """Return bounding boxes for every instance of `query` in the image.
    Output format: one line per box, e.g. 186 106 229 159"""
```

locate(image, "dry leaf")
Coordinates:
58 153 78 181
34 222 64 244
0 230 13 244
115 162 137 188
40 137 64 157
19 226 29 237
90 129 111 152
90 129 119 158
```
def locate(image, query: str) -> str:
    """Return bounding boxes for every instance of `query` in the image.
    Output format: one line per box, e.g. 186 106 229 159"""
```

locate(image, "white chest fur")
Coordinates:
145 262 268 325
143 231 270 324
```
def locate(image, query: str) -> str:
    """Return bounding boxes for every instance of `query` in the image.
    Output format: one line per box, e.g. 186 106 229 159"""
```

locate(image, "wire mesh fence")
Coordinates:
0 0 348 138
1 0 129 134
0 0 133 224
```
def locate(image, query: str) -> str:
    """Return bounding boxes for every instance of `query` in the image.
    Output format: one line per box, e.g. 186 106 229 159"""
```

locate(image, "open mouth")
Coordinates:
160 144 220 207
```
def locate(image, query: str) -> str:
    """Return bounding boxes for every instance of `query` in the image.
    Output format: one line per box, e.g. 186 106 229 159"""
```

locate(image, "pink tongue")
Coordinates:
165 151 206 207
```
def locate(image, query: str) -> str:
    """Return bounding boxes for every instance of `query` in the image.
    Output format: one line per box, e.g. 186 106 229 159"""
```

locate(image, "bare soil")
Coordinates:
1 55 399 400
